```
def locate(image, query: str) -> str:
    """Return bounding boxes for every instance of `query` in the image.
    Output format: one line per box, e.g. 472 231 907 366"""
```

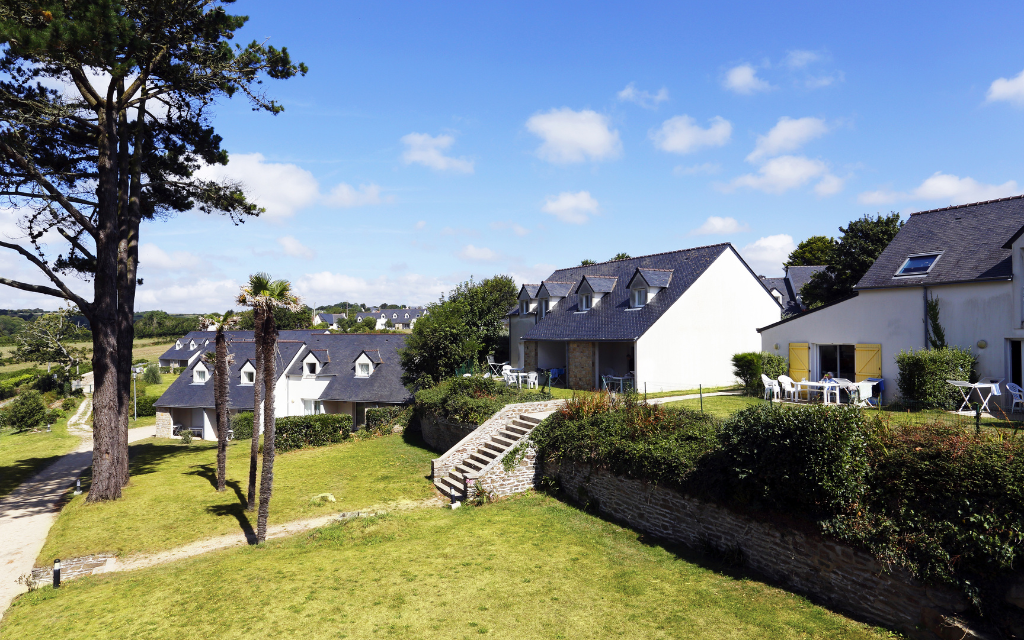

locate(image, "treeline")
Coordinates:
317 301 409 314
132 310 202 338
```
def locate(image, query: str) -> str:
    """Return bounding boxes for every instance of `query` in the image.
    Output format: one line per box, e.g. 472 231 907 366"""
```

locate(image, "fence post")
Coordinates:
699 384 703 414
974 402 981 435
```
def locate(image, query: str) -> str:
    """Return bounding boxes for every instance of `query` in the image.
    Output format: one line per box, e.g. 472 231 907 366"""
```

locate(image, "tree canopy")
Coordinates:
785 235 835 268
801 214 902 307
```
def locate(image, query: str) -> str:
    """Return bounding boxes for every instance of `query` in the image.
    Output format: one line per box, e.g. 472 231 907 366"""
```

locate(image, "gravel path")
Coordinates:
0 398 155 618
647 390 742 405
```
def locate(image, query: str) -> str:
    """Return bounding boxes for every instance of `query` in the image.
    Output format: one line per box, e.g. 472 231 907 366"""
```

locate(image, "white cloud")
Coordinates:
294 271 450 308
136 278 242 312
650 115 732 154
491 221 530 236
784 50 821 69
725 155 840 195
690 216 750 236
746 116 829 162
986 69 1024 106
814 174 846 196
278 236 315 259
508 263 558 286
138 243 203 273
740 234 796 276
400 133 475 173
325 183 386 207
525 108 621 164
805 74 841 89
723 64 772 95
859 172 1019 206
617 82 669 109
195 153 388 219
541 191 600 224
458 244 499 262
673 162 721 176
415 220 427 230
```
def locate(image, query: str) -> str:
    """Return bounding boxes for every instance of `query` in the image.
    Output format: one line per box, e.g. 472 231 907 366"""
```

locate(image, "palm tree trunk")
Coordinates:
247 308 265 511
214 325 229 492
256 310 278 543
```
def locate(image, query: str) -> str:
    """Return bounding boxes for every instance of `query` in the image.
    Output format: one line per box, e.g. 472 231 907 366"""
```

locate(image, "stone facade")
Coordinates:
31 554 115 586
544 459 970 638
420 414 477 454
568 341 594 390
472 440 541 499
523 341 538 372
155 408 174 438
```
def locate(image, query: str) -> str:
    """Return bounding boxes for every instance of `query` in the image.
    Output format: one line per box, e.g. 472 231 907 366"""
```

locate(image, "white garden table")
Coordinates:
947 378 1003 413
794 380 841 404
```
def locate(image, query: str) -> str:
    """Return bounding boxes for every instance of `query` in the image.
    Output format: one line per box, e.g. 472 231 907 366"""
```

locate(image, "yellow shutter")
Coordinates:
789 343 809 381
855 344 882 382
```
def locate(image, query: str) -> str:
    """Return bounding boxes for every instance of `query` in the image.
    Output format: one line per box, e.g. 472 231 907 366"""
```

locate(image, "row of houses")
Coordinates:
314 308 428 331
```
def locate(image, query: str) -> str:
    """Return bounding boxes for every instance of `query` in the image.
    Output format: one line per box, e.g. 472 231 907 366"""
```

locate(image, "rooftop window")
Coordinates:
306 361 317 375
631 288 648 308
896 253 940 276
579 293 592 311
242 370 254 384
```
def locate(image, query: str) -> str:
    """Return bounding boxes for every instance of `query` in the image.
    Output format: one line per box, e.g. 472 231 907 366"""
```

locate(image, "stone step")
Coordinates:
509 419 535 431
462 458 484 472
483 441 507 454
453 464 476 478
476 447 498 460
469 453 492 467
496 430 523 443
518 412 549 425
441 475 464 493
506 424 530 436
491 434 516 448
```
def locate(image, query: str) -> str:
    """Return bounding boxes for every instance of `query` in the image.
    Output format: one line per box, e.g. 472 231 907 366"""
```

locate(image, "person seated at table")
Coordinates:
820 372 835 383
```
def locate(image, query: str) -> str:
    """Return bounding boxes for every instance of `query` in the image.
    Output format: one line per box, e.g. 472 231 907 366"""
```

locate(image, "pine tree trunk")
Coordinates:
247 308 265 511
214 326 229 492
256 311 277 543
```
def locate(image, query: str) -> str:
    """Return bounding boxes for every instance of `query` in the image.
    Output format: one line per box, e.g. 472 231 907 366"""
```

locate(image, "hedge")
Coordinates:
415 376 545 425
365 406 409 435
228 412 351 450
134 395 157 417
731 351 788 397
895 347 976 409
232 412 254 440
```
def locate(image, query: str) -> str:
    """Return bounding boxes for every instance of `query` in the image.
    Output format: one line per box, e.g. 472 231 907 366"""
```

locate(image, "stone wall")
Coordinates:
155 408 173 438
473 442 541 499
30 554 115 586
524 341 538 372
544 459 971 638
568 341 594 390
420 414 476 454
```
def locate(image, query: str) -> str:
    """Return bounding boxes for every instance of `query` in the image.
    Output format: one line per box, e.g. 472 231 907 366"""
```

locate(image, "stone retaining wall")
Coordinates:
420 414 476 454
155 408 173 438
545 459 970 638
471 442 541 500
30 554 115 586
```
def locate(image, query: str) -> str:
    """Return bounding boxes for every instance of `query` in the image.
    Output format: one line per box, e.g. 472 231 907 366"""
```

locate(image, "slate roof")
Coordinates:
354 308 426 323
630 268 674 288
759 265 825 315
156 333 411 409
855 195 1024 290
575 276 617 294
538 281 575 297
522 243 772 341
157 330 324 363
519 284 541 299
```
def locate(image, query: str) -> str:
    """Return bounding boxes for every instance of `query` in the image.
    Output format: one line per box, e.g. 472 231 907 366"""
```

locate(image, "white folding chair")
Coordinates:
1008 383 1024 413
761 374 780 401
778 375 797 402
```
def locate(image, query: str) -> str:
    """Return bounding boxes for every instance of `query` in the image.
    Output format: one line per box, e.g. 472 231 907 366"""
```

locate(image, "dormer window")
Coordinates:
540 298 550 318
579 293 592 311
896 253 940 276
175 340 183 350
306 362 317 375
243 370 255 384
519 301 529 315
358 362 370 376
632 288 648 308
193 366 207 384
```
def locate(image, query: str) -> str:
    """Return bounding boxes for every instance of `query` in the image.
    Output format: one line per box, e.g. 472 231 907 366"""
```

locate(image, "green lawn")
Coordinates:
4 493 890 639
0 337 175 374
0 398 83 499
38 433 436 562
662 395 763 419
523 384 741 401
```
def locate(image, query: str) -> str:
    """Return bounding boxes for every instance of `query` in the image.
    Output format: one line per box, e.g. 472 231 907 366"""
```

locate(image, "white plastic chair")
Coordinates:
1008 383 1024 413
526 372 539 389
761 374 780 401
778 375 797 402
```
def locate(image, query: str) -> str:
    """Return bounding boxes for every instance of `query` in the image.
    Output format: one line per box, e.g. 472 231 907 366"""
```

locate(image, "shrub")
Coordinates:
61 397 76 411
142 364 162 384
365 406 409 436
720 403 869 517
180 429 192 445
732 351 788 397
895 347 977 409
415 376 544 425
7 390 47 432
135 395 157 417
44 409 63 425
275 414 351 452
232 412 254 440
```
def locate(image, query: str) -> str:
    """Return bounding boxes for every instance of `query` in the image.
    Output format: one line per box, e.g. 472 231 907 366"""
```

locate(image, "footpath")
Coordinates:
0 398 156 618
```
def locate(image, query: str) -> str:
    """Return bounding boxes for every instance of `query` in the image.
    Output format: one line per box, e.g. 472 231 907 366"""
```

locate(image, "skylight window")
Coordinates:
896 253 940 276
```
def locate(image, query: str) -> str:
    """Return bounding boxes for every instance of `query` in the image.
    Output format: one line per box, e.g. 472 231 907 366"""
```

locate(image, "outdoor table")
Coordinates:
604 375 635 393
508 368 529 389
947 378 1003 413
795 380 840 404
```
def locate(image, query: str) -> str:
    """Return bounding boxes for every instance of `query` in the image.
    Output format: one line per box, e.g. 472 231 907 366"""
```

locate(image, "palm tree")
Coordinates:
237 273 301 543
203 311 239 493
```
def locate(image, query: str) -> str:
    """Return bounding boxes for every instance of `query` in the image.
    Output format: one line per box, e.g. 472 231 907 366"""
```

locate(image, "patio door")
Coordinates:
1011 340 1022 388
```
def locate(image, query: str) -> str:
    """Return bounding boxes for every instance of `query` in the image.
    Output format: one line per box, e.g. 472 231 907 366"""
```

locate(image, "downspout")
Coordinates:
923 286 929 348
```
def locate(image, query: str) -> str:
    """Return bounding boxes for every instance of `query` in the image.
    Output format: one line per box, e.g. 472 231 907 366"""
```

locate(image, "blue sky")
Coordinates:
5 0 1024 313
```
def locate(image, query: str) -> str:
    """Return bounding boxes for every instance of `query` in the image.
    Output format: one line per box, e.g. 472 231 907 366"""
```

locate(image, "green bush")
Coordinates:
731 351 788 397
134 395 157 417
44 409 64 425
232 412 254 440
365 406 409 436
8 390 47 432
142 364 162 384
895 347 977 409
415 376 544 425
61 397 76 411
720 403 869 516
275 414 351 452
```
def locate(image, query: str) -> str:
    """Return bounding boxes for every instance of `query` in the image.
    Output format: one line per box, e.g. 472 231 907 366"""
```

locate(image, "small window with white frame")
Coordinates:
540 298 550 318
579 293 592 311
358 362 371 377
632 288 648 308
306 361 317 375
520 300 529 315
194 368 207 383
895 253 941 277
242 370 255 385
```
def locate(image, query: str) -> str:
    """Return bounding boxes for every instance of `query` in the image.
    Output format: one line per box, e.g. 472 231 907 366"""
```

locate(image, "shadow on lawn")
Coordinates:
0 453 68 499
127 441 215 477
206 503 257 544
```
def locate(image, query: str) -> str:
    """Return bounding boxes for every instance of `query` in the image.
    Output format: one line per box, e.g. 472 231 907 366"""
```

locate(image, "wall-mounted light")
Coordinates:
774 343 780 351
977 340 988 349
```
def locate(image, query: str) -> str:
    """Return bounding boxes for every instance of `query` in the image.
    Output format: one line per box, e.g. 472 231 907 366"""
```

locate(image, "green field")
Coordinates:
5 493 890 640
0 337 176 375
0 397 83 499
662 394 763 419
38 433 437 562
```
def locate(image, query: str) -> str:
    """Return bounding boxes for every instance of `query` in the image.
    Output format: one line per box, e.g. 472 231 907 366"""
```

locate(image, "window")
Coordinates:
520 301 529 315
818 344 856 379
302 399 322 415
243 370 254 384
358 362 370 376
896 253 940 276
195 369 206 382
579 293 592 311
540 298 550 318
632 288 648 308
306 362 317 375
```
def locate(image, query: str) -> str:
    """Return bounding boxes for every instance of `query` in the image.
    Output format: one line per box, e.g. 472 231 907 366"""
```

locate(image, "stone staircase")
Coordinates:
434 411 551 501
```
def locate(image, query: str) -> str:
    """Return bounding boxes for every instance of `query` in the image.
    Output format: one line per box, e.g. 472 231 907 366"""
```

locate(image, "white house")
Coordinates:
315 308 428 330
510 243 781 392
154 333 411 439
758 195 1024 405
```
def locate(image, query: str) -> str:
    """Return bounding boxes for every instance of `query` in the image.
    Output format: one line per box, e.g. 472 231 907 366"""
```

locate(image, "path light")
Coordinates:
74 479 82 495
53 559 60 589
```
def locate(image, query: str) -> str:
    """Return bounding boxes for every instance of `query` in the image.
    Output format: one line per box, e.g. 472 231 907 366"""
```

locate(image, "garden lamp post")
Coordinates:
131 366 145 421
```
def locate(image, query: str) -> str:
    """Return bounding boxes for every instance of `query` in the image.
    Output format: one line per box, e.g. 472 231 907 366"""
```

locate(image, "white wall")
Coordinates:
636 250 780 392
759 280 1017 402
509 314 535 369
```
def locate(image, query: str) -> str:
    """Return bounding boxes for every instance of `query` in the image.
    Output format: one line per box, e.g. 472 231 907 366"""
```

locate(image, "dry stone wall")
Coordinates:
568 341 594 390
155 408 173 438
420 414 476 454
524 341 538 372
544 459 969 638
30 554 115 586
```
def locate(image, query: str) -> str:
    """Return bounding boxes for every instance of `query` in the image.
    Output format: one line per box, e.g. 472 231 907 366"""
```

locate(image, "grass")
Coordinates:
523 384 741 401
4 493 891 639
0 397 83 499
662 395 764 419
38 432 437 562
0 337 176 374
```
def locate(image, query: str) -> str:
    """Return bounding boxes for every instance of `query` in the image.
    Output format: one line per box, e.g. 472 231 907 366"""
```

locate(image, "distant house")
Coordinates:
157 330 328 369
154 332 412 439
760 265 825 317
354 308 428 330
759 195 1024 405
509 244 780 392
